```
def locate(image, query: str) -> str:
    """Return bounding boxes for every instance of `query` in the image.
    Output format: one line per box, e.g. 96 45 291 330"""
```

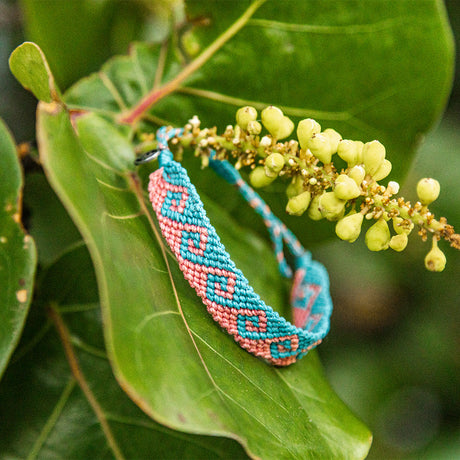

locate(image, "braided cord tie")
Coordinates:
148 126 332 366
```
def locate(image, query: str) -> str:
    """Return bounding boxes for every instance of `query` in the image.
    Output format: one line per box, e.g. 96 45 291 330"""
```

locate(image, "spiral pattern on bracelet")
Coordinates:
148 126 332 365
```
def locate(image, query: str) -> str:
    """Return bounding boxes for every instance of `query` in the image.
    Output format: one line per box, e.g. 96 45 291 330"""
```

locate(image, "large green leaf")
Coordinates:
0 118 37 379
36 101 371 458
0 244 249 459
63 0 454 244
20 0 154 90
9 0 454 456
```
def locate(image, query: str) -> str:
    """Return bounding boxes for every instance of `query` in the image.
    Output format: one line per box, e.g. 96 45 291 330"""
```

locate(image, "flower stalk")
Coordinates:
152 106 459 271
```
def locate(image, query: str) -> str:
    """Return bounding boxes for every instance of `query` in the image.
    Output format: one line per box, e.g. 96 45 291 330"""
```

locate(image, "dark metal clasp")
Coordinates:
134 149 160 165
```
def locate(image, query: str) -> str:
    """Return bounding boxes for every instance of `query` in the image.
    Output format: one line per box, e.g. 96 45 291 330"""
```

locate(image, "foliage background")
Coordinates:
0 0 459 458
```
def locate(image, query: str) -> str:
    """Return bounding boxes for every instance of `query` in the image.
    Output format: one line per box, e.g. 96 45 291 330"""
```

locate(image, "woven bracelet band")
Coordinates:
144 126 333 366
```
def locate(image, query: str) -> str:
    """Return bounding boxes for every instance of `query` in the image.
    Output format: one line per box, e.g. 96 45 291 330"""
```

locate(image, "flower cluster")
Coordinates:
165 106 459 271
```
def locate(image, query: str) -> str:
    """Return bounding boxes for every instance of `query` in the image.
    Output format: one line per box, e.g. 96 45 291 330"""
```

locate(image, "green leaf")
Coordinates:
9 41 61 103
0 244 249 459
0 118 37 378
23 172 83 266
62 0 454 244
36 99 371 458
20 0 159 89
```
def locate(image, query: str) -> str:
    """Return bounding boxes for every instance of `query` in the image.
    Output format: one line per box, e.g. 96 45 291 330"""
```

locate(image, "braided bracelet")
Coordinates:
138 126 333 366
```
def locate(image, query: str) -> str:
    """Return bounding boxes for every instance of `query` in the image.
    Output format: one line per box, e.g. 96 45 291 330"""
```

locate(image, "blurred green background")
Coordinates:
0 0 459 458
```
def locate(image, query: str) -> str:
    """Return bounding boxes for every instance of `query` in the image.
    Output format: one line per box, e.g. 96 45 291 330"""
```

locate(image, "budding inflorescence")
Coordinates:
168 106 459 271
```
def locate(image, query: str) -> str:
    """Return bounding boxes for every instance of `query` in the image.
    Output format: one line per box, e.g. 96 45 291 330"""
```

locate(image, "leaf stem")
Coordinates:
119 0 267 125
177 86 351 121
47 304 125 460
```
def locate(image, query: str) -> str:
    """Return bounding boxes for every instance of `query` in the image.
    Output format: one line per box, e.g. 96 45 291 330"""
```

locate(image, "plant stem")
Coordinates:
48 304 126 460
119 0 267 125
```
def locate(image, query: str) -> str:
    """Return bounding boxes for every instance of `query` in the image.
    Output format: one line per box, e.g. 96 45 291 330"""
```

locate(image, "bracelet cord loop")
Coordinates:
148 126 332 365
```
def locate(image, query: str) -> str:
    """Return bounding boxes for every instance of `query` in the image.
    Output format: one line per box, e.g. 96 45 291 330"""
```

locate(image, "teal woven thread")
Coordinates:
147 126 333 365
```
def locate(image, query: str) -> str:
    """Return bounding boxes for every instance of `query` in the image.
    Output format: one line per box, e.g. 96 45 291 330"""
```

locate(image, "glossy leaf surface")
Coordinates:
64 0 454 244
0 244 249 459
0 119 37 378
9 0 455 457
37 102 371 459
21 0 159 89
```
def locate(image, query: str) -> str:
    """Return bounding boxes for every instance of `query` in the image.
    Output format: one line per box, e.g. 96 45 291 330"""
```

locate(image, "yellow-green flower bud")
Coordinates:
297 118 321 150
319 191 346 221
424 239 446 272
323 128 342 154
307 194 324 220
347 165 366 185
264 153 285 177
337 139 360 166
335 174 348 184
373 159 392 181
416 178 440 205
261 106 294 139
389 233 408 252
362 140 386 176
286 175 304 198
334 174 361 200
286 191 312 216
247 120 262 135
236 106 257 130
276 117 295 140
249 166 275 188
392 217 414 235
261 106 282 132
355 141 364 163
393 217 404 234
335 212 364 242
305 134 333 164
365 218 391 251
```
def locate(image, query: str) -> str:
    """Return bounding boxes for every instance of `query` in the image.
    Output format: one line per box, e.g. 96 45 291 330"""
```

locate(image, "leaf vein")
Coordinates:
216 387 293 455
26 378 77 460
275 368 326 404
99 71 128 112
248 16 413 35
95 177 130 192
177 86 350 121
103 211 143 220
132 46 149 95
191 330 290 414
